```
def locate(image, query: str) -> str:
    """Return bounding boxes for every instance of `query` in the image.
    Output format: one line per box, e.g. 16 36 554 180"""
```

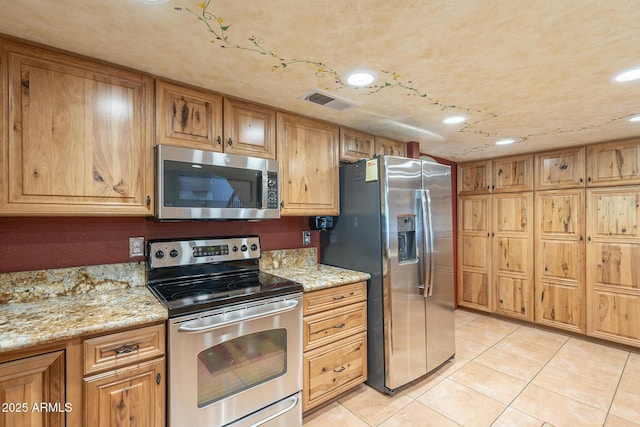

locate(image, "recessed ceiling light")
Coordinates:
630 115 640 122
613 67 640 82
345 71 376 87
443 116 466 124
495 138 515 145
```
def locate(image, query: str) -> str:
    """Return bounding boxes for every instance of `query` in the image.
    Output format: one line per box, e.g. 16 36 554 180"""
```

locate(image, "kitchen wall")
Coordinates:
0 216 319 273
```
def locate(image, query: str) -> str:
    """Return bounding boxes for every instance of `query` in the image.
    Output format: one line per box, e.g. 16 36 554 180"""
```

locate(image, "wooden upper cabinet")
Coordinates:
223 97 276 159
2 41 154 216
276 112 339 216
156 80 223 151
586 138 640 186
458 160 491 194
492 154 533 193
535 147 585 189
374 136 406 157
339 127 374 162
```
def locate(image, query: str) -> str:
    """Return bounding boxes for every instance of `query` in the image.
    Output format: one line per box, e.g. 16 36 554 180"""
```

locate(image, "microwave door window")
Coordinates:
163 161 261 209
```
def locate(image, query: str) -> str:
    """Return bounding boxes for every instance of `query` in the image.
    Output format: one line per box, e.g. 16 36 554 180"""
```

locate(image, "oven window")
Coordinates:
197 329 287 408
163 160 262 209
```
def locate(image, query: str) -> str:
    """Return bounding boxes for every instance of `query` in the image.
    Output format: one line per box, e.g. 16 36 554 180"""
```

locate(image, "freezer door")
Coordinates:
422 160 455 371
381 156 428 390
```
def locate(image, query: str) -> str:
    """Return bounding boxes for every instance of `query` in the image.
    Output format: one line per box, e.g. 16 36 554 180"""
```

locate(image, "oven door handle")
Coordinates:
177 298 299 333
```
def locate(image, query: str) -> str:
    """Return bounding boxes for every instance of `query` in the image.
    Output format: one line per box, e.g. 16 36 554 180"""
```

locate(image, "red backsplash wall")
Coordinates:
0 216 319 273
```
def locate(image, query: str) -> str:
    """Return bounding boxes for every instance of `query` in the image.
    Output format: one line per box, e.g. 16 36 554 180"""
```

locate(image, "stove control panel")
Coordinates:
148 236 261 269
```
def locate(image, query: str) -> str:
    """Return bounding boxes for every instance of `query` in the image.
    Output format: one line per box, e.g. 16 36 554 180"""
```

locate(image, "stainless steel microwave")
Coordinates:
155 145 280 220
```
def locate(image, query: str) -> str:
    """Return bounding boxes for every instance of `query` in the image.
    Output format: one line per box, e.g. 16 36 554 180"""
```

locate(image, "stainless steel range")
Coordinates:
146 236 303 427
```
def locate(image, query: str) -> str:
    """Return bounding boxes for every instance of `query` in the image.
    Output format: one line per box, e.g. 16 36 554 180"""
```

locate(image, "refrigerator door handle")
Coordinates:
419 189 435 297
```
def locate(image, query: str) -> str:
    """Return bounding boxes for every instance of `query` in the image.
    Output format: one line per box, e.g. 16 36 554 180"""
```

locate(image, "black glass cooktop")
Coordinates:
148 271 302 318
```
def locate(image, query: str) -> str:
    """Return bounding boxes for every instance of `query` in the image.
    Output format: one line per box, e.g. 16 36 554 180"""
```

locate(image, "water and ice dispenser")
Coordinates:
397 215 416 262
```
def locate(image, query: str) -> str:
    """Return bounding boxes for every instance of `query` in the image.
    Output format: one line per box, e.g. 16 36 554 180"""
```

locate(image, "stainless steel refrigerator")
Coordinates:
321 155 455 394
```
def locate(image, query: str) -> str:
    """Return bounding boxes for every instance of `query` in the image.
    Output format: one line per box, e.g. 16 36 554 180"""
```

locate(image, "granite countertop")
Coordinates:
260 248 371 292
0 263 167 354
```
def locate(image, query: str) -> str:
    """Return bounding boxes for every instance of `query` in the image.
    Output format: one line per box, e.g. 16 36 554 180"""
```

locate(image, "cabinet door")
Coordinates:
492 192 534 321
457 195 492 312
0 350 65 427
493 154 533 193
276 112 339 215
586 187 640 346
535 147 585 189
373 136 406 157
586 138 640 186
84 358 165 427
535 190 585 333
4 42 154 216
303 332 366 413
223 98 276 159
155 80 223 151
457 160 491 195
339 127 374 162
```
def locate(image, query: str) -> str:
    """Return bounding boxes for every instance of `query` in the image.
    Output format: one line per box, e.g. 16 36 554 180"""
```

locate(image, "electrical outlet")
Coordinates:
302 230 311 245
129 237 145 257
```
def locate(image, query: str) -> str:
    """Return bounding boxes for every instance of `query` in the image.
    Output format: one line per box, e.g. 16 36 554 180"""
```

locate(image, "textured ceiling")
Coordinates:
0 0 639 161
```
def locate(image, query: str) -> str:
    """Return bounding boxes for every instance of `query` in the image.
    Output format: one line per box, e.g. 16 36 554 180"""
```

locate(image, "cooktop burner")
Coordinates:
146 236 303 317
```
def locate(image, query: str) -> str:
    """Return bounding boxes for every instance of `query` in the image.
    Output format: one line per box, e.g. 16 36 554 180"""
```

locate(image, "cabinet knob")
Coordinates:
227 137 233 146
146 195 151 206
217 136 222 145
155 373 161 385
280 201 284 208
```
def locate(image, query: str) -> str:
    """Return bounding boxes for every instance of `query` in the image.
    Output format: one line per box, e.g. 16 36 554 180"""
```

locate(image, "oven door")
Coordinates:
168 294 302 427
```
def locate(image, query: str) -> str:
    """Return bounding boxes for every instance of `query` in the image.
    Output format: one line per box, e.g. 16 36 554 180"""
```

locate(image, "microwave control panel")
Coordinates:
267 172 279 209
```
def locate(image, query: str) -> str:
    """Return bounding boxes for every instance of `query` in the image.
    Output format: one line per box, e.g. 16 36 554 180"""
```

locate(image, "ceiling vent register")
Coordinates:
298 88 358 111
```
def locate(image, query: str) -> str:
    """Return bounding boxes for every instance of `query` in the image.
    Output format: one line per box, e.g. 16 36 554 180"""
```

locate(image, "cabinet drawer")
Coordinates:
303 282 366 315
84 324 165 375
304 301 366 351
303 332 367 412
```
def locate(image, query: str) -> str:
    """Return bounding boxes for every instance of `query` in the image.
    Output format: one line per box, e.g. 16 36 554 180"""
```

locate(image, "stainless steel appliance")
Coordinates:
156 144 280 220
146 236 303 426
321 156 455 394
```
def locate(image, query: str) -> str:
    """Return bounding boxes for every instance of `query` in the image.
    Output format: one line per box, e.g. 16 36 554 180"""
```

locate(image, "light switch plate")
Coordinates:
129 237 145 257
302 230 311 245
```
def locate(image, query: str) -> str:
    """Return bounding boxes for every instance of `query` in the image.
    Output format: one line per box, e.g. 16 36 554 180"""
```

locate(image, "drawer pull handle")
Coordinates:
333 366 346 373
333 295 346 301
114 344 140 355
334 323 346 329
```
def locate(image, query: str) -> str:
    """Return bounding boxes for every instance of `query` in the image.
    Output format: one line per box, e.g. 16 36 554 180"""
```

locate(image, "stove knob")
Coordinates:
232 245 239 252
250 244 258 251
169 249 179 258
155 250 165 259
240 244 248 252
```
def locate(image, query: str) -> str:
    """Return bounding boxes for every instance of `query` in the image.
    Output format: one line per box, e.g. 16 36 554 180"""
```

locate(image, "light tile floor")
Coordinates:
302 309 640 427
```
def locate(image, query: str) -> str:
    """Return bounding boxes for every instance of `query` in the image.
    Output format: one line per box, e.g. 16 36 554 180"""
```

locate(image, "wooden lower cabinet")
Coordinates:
457 194 492 312
302 282 367 412
84 358 165 427
0 350 65 427
586 186 640 346
82 323 165 427
303 333 366 412
535 190 585 333
492 192 534 321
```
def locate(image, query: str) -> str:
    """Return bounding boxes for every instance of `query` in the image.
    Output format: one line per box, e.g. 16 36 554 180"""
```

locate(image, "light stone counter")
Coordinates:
260 248 370 292
0 263 167 353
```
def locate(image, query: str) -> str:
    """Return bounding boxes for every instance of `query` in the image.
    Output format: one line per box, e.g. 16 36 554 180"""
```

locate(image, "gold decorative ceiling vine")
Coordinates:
176 0 634 153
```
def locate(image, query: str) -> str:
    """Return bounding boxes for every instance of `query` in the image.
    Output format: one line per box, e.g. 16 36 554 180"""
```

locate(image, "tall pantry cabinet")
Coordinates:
458 137 640 348
457 154 535 321
534 147 586 333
